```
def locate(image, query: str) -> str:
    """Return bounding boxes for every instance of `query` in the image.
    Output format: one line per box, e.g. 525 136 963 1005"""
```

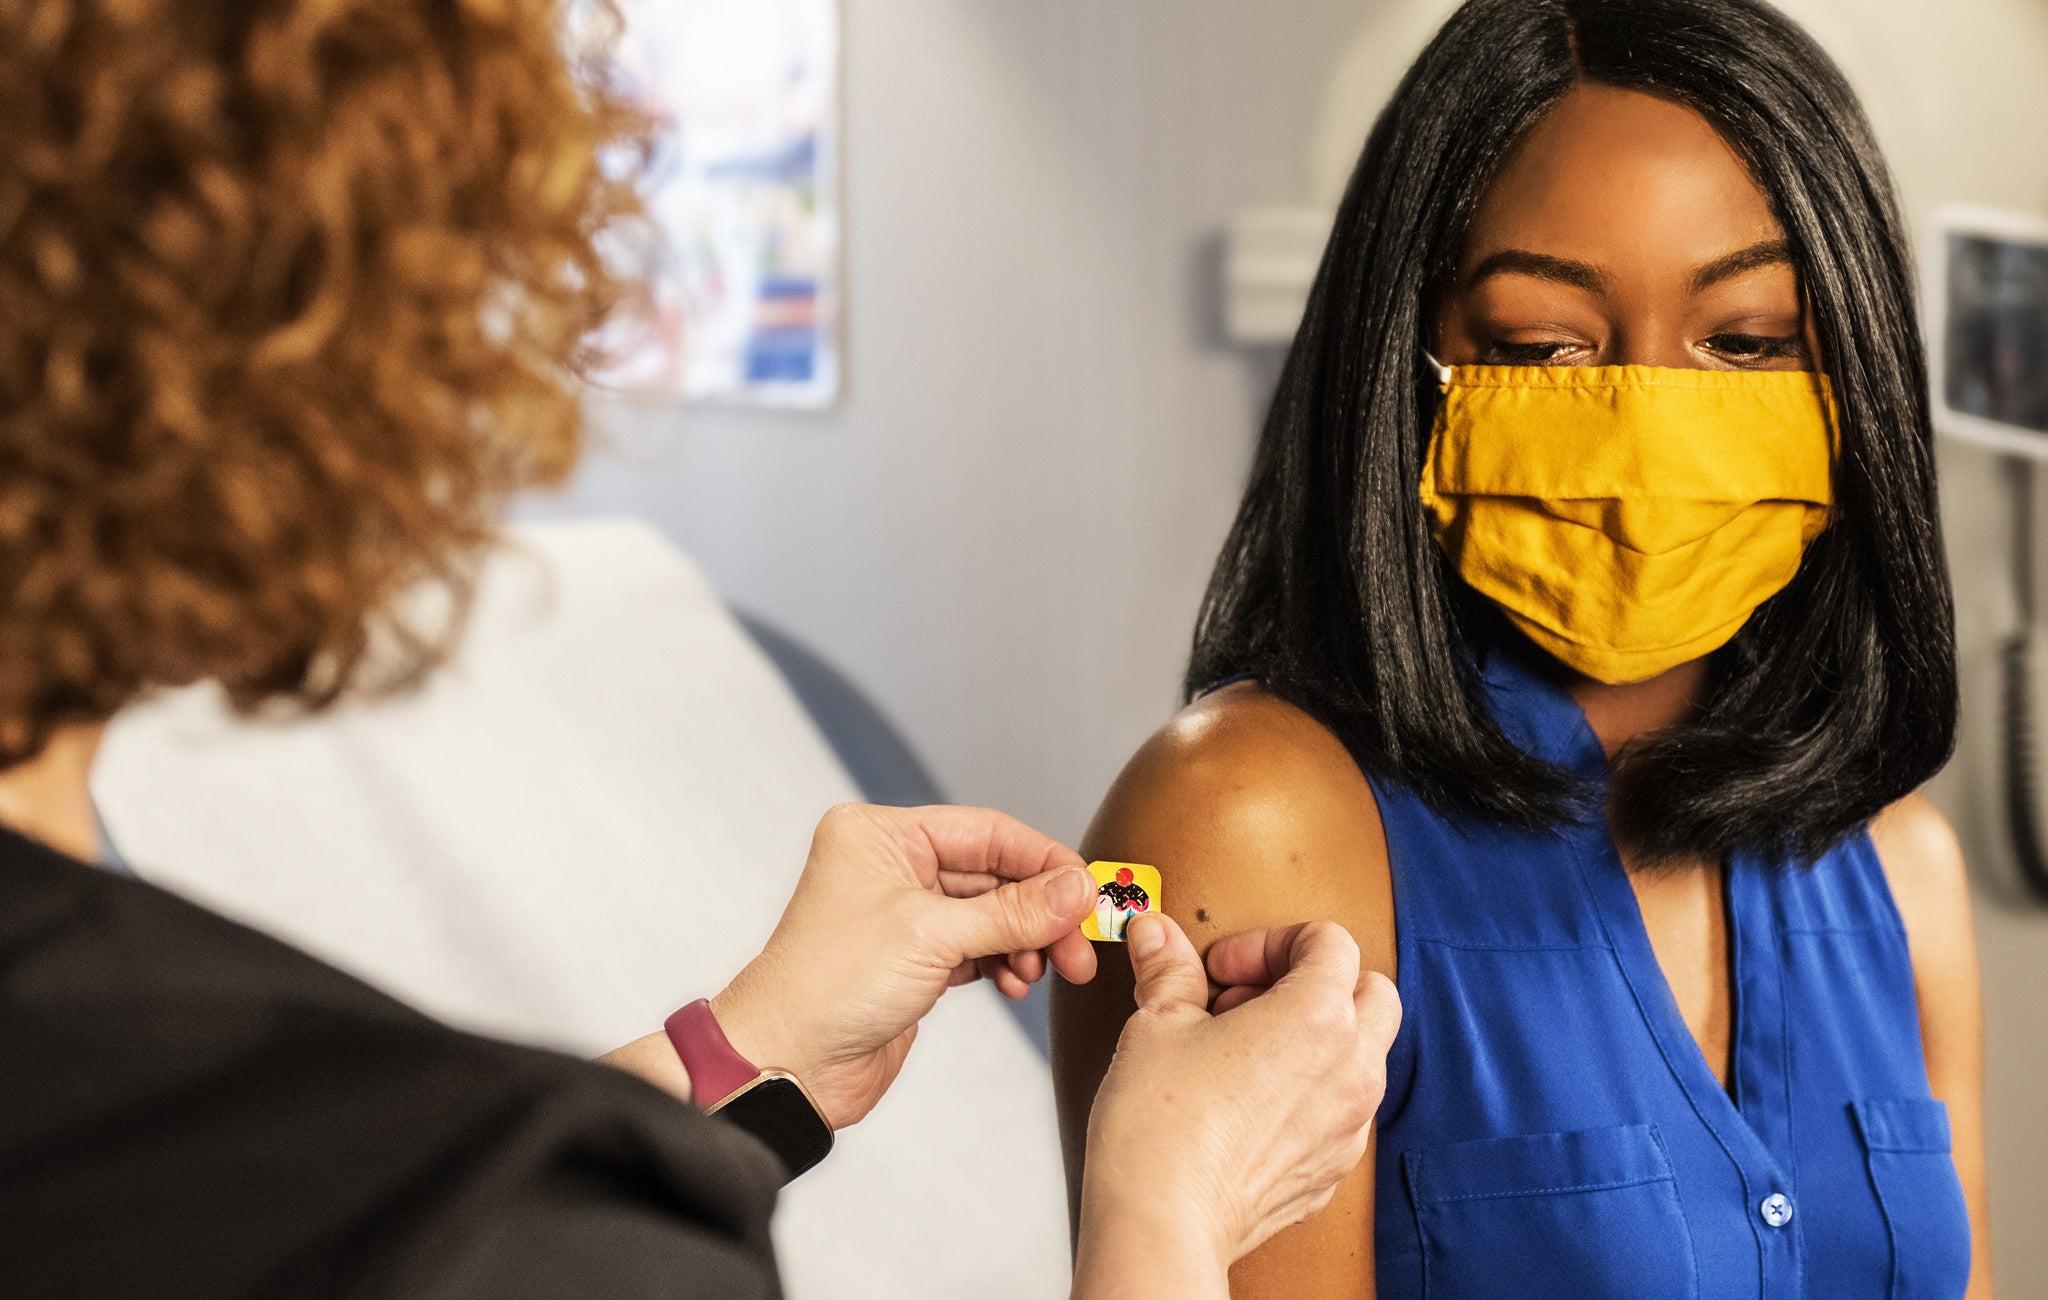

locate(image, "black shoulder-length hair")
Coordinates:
1187 0 1956 866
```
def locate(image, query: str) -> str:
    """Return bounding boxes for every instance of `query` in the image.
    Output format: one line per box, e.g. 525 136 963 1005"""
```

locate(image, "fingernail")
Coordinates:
1048 867 1091 917
1127 912 1164 958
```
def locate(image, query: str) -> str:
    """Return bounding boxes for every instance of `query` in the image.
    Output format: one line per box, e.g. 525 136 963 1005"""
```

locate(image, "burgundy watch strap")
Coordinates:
664 999 760 1109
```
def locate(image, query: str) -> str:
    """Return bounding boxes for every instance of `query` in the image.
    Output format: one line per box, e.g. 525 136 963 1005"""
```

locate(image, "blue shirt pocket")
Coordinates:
1851 1098 1971 1300
1404 1123 1699 1300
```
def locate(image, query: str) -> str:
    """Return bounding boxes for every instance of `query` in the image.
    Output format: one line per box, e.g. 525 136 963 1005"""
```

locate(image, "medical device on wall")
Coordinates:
1928 206 2048 458
1927 206 2048 901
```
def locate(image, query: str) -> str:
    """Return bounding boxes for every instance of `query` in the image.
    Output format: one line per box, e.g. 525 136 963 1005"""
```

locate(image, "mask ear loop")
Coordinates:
1421 349 1452 385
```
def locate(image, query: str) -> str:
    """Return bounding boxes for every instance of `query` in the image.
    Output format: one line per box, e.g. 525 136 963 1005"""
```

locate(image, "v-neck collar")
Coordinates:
1477 645 1795 1190
1579 821 1791 1187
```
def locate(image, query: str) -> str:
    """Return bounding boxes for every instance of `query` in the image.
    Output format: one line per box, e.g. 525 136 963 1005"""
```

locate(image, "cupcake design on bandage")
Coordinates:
1082 862 1162 942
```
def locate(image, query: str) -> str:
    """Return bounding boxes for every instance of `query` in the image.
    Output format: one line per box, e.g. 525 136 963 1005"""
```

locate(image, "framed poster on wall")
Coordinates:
597 0 840 408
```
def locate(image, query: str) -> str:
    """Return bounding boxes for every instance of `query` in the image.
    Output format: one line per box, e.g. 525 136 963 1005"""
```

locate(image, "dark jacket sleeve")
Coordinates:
283 1041 790 1300
0 832 784 1300
310 1055 789 1300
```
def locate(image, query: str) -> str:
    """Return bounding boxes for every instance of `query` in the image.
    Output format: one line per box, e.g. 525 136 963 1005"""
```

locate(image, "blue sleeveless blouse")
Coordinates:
1367 647 1971 1299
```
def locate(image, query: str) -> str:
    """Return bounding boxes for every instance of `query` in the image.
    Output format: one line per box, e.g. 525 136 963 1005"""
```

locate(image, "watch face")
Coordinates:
710 1073 834 1180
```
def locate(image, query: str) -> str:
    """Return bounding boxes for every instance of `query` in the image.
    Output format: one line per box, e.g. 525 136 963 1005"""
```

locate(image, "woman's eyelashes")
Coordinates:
1700 332 1807 364
1474 333 1808 367
1477 339 1587 364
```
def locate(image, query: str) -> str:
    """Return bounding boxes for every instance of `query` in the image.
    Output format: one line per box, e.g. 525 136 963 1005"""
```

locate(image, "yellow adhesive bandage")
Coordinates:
1083 861 1162 942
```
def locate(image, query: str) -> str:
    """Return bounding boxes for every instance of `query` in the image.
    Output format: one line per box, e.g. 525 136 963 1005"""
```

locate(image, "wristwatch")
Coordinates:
664 999 834 1182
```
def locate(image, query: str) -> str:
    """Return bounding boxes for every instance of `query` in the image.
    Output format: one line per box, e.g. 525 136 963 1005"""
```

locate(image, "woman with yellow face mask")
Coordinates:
1054 1 1990 1298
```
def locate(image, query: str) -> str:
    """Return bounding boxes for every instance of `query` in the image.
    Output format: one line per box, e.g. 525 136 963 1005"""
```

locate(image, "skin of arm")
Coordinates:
1869 793 1995 1300
598 1032 694 1100
1052 683 1396 1299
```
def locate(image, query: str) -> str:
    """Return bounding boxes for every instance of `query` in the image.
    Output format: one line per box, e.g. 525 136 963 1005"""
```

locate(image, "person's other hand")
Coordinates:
1073 915 1400 1296
709 803 1099 1128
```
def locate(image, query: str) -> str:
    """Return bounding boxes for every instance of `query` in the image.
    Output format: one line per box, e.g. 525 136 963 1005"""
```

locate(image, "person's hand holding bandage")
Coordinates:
604 809 1401 1298
701 803 1100 1129
1075 915 1401 1299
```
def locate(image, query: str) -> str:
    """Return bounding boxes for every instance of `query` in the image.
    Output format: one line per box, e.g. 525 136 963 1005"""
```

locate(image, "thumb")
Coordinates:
1355 968 1403 1054
940 865 1096 962
1127 913 1208 1015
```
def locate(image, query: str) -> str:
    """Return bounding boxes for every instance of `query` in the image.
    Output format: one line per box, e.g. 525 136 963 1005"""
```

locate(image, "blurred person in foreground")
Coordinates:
0 2 1399 1296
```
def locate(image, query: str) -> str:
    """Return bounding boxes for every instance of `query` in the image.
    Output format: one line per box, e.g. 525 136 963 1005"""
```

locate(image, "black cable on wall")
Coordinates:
2000 454 2048 900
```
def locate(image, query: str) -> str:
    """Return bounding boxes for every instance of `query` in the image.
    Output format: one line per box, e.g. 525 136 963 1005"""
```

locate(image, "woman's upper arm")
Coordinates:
1050 684 1395 1299
1870 793 1994 1299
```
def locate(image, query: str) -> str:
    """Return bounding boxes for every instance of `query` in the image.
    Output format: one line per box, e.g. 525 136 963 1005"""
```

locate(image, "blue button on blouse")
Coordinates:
1367 647 1971 1299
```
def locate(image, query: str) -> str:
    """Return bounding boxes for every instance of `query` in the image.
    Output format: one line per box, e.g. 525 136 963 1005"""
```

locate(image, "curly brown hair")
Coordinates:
0 0 647 765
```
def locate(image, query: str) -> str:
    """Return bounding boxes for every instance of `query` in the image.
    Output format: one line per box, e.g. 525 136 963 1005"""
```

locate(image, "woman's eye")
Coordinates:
1480 340 1582 365
1703 332 1805 362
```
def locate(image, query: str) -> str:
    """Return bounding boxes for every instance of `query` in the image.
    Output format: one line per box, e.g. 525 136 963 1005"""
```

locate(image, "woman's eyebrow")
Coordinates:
1464 249 1605 292
1686 238 1794 293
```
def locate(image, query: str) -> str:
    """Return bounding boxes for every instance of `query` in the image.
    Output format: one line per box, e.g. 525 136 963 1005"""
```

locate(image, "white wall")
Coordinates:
544 0 2048 1288
538 0 1368 842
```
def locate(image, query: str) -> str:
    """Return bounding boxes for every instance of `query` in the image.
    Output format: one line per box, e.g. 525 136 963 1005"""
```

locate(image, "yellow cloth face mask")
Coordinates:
1419 364 1836 685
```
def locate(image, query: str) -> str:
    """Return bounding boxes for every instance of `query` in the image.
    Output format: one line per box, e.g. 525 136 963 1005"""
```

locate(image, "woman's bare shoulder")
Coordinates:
1866 792 1976 989
1868 793 1966 895
1080 682 1393 973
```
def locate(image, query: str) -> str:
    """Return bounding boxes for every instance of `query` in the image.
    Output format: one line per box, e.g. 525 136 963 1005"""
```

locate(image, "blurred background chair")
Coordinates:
736 607 1054 1055
91 517 1070 1300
